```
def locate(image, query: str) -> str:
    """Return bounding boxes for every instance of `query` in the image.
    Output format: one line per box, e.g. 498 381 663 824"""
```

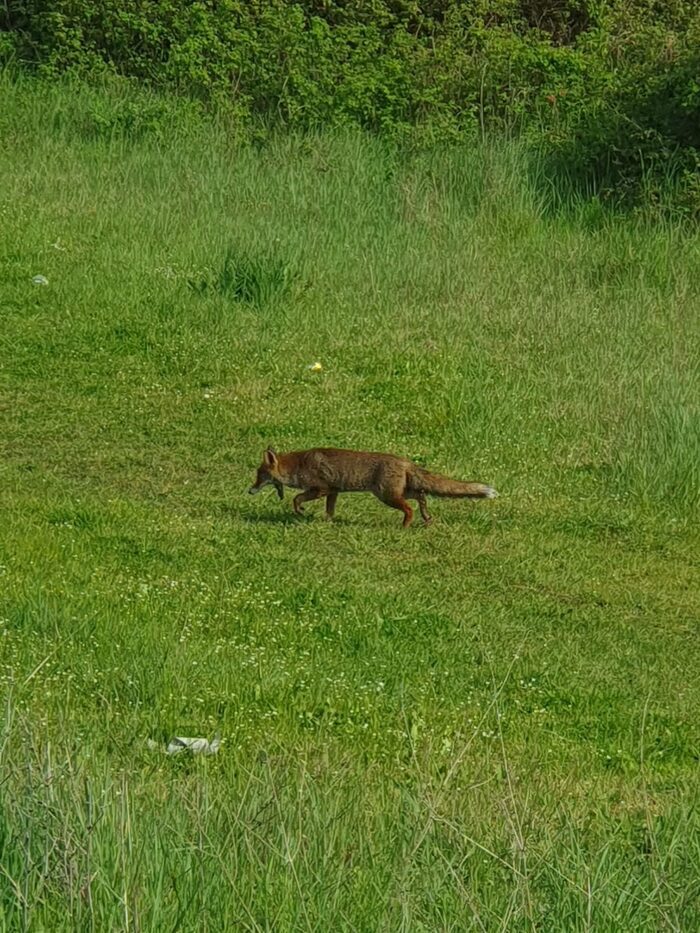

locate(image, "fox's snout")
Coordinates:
248 478 284 499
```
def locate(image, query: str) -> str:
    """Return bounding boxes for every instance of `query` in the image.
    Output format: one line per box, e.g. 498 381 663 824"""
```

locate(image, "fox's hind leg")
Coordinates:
325 491 339 520
417 493 433 526
293 487 325 515
374 492 414 528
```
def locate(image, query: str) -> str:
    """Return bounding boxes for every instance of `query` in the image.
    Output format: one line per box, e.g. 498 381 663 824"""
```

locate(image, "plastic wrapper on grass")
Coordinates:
147 735 222 756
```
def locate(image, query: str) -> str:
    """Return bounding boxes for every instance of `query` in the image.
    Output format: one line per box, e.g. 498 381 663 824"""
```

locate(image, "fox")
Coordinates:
248 447 498 528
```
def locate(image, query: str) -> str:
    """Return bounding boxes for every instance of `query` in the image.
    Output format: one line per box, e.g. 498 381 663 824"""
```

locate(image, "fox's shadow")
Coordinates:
241 512 305 526
237 510 353 527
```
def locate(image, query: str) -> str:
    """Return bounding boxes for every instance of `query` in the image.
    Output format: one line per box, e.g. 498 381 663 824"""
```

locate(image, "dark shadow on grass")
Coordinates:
216 503 299 525
230 502 492 529
240 511 307 525
237 510 358 526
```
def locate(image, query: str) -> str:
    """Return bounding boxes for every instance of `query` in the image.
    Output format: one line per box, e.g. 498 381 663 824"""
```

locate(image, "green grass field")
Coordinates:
1 75 699 929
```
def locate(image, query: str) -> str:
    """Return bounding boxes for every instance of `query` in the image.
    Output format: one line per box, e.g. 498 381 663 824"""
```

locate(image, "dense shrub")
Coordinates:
2 1 699 211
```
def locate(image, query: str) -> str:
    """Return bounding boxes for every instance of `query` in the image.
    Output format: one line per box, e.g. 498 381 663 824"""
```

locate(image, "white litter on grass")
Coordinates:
147 735 222 756
32 275 49 286
167 736 221 756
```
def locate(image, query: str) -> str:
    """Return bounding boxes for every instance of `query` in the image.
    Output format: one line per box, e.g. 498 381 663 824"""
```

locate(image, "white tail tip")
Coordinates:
484 486 498 499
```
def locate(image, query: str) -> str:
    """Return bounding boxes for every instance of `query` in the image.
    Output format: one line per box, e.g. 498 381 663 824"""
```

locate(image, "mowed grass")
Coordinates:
1 74 699 929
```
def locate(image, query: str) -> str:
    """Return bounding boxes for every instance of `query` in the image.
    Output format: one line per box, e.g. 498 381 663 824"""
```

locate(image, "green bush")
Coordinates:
3 1 700 212
541 8 700 214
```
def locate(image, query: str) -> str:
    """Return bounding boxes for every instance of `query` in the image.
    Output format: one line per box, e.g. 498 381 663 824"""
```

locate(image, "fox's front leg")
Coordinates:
325 491 339 520
293 487 325 515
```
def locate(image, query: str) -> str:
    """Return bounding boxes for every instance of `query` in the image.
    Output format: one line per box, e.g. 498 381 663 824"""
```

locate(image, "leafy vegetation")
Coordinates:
3 1 700 211
0 76 698 927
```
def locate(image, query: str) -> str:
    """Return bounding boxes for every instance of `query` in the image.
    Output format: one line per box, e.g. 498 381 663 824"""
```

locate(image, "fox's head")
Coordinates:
248 447 284 499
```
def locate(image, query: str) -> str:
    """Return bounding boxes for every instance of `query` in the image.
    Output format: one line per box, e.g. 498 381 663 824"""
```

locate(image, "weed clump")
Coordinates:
191 248 297 308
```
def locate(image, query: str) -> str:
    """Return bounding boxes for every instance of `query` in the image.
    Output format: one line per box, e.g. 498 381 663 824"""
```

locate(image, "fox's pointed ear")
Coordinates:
264 447 278 468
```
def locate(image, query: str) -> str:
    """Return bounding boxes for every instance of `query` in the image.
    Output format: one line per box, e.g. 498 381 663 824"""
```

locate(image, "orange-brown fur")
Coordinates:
248 447 497 528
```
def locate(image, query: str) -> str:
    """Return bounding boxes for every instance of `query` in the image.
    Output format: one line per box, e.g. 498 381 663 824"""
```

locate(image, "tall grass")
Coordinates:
0 73 699 928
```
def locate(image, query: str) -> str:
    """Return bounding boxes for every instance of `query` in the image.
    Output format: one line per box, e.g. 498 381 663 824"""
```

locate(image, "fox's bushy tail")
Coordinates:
411 469 498 499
